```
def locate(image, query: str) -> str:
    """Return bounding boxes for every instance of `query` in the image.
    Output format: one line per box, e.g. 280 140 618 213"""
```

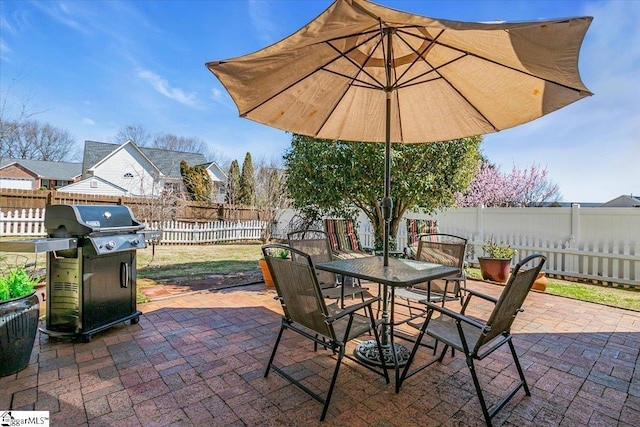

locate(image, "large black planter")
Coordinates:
0 292 39 377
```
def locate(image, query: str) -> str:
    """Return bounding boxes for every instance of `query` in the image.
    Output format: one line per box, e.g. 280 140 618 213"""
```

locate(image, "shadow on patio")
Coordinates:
1 280 639 426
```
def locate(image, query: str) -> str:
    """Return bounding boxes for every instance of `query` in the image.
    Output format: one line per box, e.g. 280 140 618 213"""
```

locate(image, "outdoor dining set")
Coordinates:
207 1 590 424
260 220 546 425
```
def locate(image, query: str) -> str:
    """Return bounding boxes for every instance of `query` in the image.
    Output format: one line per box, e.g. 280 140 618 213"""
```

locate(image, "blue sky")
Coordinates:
1 0 638 203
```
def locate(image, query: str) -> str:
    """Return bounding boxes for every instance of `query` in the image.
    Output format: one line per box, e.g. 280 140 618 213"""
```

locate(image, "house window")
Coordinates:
123 172 133 178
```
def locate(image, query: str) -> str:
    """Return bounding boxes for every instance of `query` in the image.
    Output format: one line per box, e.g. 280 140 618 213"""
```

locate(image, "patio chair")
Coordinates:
404 219 439 259
323 219 372 259
262 244 389 421
287 230 369 308
398 254 546 426
395 233 467 317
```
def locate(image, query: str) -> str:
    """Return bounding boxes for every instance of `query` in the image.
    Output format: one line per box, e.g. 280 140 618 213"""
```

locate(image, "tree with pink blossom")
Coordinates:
456 161 561 207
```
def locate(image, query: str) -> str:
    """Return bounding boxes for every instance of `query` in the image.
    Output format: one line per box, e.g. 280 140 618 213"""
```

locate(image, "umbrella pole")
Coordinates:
382 27 393 267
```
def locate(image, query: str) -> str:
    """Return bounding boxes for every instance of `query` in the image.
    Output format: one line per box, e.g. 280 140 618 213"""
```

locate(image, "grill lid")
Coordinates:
45 204 144 237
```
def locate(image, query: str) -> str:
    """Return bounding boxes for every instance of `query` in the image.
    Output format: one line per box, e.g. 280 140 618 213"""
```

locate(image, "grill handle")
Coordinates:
120 262 131 288
90 225 145 234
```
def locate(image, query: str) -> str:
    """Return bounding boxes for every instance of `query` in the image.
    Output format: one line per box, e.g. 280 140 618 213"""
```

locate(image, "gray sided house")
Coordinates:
601 194 640 207
0 158 82 190
58 140 227 201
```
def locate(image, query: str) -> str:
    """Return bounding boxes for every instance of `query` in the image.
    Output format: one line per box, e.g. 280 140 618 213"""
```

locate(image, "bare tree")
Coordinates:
254 160 290 242
0 76 45 156
0 120 76 161
113 124 152 146
152 133 208 155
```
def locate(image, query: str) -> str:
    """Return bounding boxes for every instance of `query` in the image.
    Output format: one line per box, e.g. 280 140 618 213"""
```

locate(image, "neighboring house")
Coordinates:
0 158 82 190
203 161 228 203
601 194 640 207
58 140 227 201
56 176 130 197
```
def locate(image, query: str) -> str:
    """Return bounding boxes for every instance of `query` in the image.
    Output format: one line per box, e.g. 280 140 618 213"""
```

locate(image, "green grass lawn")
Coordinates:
4 242 638 311
466 267 640 311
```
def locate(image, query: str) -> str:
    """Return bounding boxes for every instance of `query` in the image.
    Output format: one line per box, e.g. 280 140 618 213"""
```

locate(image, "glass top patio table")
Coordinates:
316 256 458 288
316 256 459 392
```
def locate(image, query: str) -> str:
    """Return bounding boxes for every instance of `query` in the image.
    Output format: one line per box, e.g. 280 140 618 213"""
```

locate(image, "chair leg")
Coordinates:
466 355 493 427
320 345 345 421
264 325 285 378
508 339 531 396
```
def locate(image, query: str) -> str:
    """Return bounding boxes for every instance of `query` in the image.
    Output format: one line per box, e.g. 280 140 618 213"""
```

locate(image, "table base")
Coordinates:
354 340 411 367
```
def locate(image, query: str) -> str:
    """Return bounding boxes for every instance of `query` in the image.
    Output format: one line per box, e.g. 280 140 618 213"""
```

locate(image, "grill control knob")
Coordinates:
130 238 140 246
105 240 116 250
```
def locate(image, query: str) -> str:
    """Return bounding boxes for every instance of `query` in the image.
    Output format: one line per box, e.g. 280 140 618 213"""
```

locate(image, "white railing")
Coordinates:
0 208 46 237
147 219 268 244
0 208 268 245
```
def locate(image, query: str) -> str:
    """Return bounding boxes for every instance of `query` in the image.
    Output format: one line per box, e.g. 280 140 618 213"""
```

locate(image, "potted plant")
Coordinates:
0 263 40 377
478 239 517 284
258 249 290 287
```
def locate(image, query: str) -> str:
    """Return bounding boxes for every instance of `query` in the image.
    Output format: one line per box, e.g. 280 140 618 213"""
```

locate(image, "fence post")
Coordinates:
477 204 485 242
566 203 581 274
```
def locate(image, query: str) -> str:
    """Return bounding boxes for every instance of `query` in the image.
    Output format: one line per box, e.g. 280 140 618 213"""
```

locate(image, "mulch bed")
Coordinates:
139 270 265 300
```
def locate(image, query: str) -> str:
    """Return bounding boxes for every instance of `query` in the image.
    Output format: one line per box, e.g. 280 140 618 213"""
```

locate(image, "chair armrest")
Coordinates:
325 296 381 322
420 300 487 330
464 288 498 304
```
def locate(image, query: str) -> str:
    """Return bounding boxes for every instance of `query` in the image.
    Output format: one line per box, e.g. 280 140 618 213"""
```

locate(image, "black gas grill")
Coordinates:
5 204 160 342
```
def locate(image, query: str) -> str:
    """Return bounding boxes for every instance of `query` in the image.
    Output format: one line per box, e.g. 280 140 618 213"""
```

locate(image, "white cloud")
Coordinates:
82 117 95 125
137 70 198 107
29 1 88 34
210 87 222 101
248 0 278 43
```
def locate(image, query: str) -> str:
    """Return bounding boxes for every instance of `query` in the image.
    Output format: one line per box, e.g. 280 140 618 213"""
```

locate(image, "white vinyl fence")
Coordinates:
355 204 640 287
0 208 268 245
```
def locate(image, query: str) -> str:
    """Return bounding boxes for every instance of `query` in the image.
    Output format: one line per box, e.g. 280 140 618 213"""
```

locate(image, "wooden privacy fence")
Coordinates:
0 188 260 221
0 208 268 245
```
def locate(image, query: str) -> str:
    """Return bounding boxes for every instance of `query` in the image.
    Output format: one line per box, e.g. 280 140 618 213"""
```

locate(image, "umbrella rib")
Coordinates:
325 35 386 89
241 37 380 117
392 29 445 88
395 27 588 93
321 68 380 90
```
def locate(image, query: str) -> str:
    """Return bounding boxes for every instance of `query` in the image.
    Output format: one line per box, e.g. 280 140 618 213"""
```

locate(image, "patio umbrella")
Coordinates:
206 0 592 265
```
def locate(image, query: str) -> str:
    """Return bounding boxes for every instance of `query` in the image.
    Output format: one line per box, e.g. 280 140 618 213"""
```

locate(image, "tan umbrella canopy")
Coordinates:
206 0 592 264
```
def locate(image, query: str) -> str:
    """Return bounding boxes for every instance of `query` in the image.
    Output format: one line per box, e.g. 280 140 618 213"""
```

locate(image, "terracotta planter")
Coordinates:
1 292 39 377
478 257 512 284
532 272 548 292
258 259 274 287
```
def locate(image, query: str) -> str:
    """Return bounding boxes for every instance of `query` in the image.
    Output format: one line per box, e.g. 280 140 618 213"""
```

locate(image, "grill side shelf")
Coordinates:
1 238 79 253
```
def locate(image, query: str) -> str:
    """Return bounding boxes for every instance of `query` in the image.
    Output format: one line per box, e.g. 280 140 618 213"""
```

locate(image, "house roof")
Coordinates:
57 176 129 194
0 158 82 180
601 194 640 207
82 141 209 179
202 162 228 182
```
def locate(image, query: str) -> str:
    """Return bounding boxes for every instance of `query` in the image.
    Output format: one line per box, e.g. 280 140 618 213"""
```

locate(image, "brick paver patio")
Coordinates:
2 279 639 426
